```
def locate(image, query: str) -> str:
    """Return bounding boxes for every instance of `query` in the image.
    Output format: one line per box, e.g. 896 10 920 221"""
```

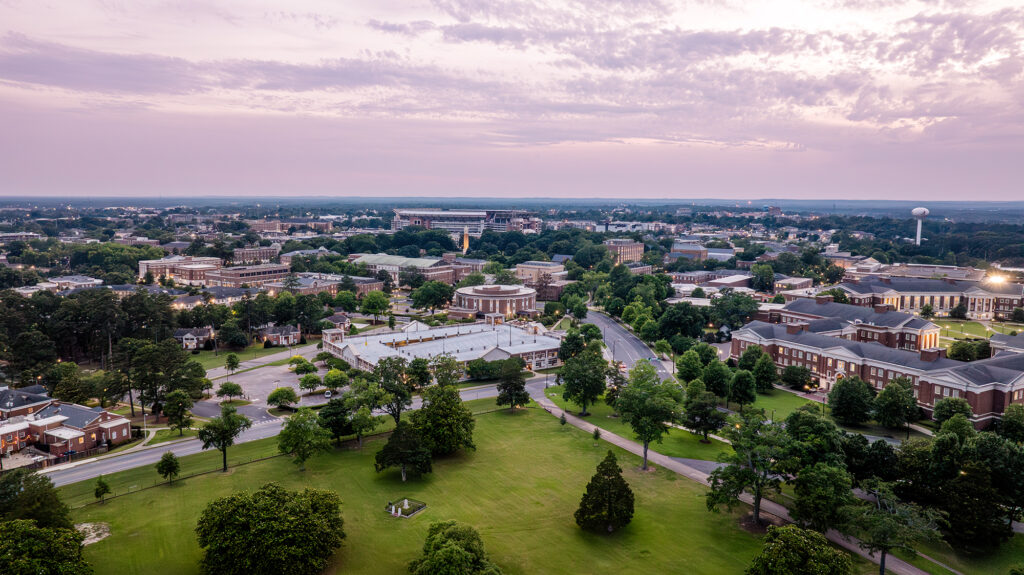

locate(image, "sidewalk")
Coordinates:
530 392 930 575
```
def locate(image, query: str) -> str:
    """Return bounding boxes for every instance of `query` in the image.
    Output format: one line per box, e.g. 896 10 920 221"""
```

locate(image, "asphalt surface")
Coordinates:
586 311 673 380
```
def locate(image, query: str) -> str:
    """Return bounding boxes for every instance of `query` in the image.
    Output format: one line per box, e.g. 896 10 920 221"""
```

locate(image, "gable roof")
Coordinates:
34 403 106 429
0 388 51 411
783 298 936 330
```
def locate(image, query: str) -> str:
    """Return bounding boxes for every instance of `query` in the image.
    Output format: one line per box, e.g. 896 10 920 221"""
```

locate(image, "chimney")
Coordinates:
879 277 891 284
920 348 947 362
786 322 808 335
815 294 834 305
873 304 891 314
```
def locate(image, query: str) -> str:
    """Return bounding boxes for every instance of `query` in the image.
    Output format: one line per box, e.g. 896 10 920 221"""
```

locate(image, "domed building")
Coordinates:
448 284 538 320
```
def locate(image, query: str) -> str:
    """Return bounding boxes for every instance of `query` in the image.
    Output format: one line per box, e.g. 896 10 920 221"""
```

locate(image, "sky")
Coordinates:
0 0 1022 200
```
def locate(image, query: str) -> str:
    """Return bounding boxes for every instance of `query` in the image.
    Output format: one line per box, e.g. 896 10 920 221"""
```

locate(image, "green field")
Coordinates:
64 400 783 575
543 385 733 460
191 344 285 370
148 428 199 445
934 320 1024 340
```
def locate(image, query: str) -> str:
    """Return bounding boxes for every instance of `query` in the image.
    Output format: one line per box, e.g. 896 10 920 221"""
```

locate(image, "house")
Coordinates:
325 313 352 330
32 403 132 456
262 325 301 346
173 326 214 350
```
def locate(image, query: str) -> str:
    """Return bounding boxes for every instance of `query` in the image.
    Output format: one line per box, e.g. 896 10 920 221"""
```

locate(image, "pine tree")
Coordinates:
574 451 635 533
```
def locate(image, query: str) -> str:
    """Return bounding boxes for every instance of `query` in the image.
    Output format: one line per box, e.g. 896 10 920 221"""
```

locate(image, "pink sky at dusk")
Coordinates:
0 0 1022 200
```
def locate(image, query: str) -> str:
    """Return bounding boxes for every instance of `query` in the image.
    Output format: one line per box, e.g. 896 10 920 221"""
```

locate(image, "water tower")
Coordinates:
912 207 929 246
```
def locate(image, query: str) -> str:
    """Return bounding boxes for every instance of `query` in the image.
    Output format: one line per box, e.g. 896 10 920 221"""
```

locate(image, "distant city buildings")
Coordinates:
391 208 537 237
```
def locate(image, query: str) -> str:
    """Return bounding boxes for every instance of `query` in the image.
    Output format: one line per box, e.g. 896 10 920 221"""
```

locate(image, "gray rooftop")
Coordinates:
838 276 1024 296
35 403 105 429
783 298 936 330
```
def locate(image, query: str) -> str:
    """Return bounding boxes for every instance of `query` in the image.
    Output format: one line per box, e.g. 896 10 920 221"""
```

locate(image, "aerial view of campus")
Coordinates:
1 1 1024 574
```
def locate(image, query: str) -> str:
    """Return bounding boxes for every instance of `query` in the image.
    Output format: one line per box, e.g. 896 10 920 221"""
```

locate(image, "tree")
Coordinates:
932 397 972 425
781 365 812 391
495 358 529 411
702 360 732 400
157 451 180 483
374 421 432 482
318 398 354 445
874 378 918 436
558 328 586 362
408 520 503 575
0 469 73 529
691 342 719 365
163 389 194 436
828 377 874 426
750 263 775 293
344 378 385 447
818 288 849 304
198 404 253 472
616 362 683 470
675 350 703 382
94 475 111 503
360 290 390 323
730 370 757 410
791 463 854 532
298 373 322 393
919 303 934 319
431 354 463 387
683 379 726 442
195 483 345 575
224 353 240 378
999 403 1024 443
948 340 978 362
216 382 243 402
752 354 778 393
574 451 635 533
407 357 433 388
267 386 299 409
950 302 968 319
737 344 765 371
706 410 790 525
0 520 91 575
334 290 358 312
711 291 760 329
746 525 852 575
218 319 249 348
376 356 413 424
278 407 332 471
560 343 607 415
323 368 348 390
842 480 941 575
410 280 454 314
413 384 476 456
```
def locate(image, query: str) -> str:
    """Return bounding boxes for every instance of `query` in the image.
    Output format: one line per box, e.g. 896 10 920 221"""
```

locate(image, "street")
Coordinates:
586 311 673 380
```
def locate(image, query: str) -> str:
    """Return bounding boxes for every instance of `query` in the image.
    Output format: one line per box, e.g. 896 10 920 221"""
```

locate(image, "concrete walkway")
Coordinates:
529 390 931 575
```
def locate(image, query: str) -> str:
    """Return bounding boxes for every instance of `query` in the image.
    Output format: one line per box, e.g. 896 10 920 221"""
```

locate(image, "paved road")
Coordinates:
44 382 506 487
44 419 285 487
191 400 279 424
587 311 673 381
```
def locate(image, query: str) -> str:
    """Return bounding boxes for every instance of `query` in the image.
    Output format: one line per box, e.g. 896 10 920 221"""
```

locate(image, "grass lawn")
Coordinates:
149 428 199 445
545 385 733 461
553 317 574 330
62 398 807 575
217 399 252 408
933 320 1023 340
750 389 815 420
191 344 283 371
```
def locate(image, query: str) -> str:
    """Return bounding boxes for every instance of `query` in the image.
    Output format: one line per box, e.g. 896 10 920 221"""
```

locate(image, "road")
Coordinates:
586 311 673 381
44 382 505 487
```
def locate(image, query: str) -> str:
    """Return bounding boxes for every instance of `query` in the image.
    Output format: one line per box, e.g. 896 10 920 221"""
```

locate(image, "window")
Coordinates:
827 358 833 367
78 437 84 444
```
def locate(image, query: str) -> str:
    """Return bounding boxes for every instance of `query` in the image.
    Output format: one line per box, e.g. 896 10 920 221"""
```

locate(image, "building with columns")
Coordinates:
448 285 538 320
827 276 1024 321
776 296 940 351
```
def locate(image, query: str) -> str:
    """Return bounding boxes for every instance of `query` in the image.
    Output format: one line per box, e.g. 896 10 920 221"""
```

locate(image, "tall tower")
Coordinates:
912 207 929 246
462 226 470 254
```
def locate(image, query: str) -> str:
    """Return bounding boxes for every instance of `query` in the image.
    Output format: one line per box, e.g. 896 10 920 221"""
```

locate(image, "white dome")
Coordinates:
911 207 929 217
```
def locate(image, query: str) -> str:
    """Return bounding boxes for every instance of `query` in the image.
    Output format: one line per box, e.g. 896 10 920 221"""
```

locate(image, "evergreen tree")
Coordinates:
574 451 635 533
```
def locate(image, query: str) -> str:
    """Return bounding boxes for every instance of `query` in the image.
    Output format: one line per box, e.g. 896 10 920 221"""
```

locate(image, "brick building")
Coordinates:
775 296 940 351
204 264 290 287
448 285 538 320
828 276 1024 321
603 239 644 265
